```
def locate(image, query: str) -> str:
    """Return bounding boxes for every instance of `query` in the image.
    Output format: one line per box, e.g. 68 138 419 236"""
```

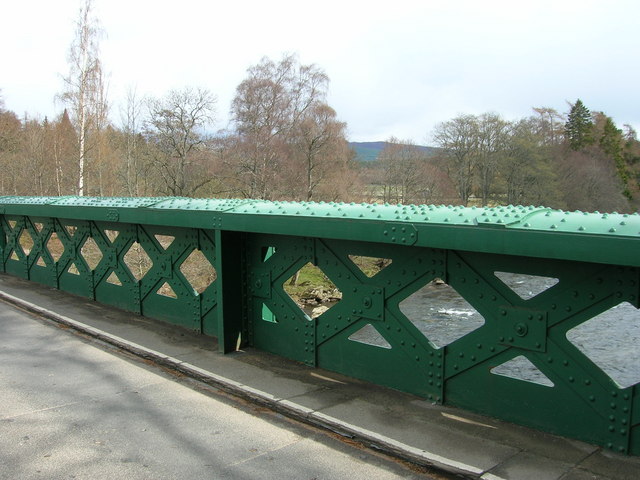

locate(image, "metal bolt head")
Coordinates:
514 322 528 337
362 296 372 309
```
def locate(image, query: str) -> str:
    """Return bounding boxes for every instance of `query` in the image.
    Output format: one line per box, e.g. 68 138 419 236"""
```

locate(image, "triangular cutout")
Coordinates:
10 251 19 261
491 355 554 387
36 256 46 267
67 263 80 275
261 246 276 262
262 303 277 323
8 220 17 230
348 255 392 278
157 282 178 298
104 230 120 244
494 272 559 300
154 234 175 250
64 225 77 237
33 222 44 233
348 324 392 349
106 271 122 286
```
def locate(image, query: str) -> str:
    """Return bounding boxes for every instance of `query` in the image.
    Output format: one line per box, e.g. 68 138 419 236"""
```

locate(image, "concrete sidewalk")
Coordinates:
0 290 439 480
0 274 638 480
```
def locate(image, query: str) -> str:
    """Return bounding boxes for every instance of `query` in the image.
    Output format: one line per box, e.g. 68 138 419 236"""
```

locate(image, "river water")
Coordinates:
349 273 640 389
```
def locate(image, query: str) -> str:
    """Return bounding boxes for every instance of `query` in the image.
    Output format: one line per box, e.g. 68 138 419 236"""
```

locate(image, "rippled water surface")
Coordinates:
352 273 640 388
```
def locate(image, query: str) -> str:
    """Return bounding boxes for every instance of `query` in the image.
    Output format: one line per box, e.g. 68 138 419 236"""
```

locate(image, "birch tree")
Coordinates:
59 0 107 196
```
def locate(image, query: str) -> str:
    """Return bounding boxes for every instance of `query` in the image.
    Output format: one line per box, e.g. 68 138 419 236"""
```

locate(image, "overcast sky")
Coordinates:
2 0 639 143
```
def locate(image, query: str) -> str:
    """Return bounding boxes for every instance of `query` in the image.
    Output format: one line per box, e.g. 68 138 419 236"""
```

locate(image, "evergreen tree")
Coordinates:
565 99 594 150
599 116 623 159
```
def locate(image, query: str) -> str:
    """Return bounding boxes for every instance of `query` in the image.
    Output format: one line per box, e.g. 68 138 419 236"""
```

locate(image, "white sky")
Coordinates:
2 0 639 142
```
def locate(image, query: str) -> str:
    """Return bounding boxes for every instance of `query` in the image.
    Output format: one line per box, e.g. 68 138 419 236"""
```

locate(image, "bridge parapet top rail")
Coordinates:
0 196 638 266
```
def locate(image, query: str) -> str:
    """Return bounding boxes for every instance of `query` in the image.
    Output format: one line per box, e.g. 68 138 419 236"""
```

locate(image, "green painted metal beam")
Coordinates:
0 197 637 266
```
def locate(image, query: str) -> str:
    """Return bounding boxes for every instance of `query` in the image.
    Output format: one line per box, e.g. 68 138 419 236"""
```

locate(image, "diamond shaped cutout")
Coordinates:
106 271 122 286
179 249 217 294
283 263 342 317
491 355 554 387
494 272 559 300
157 282 177 299
154 234 175 251
567 302 640 388
19 229 34 255
399 281 485 348
123 242 152 281
348 324 392 349
80 237 103 270
46 233 64 262
348 255 392 278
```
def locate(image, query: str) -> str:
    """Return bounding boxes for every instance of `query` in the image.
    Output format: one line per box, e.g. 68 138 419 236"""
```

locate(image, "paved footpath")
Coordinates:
0 274 639 480
0 297 440 480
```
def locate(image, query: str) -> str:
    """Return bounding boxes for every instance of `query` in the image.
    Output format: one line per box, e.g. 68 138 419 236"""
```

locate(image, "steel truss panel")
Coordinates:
0 196 639 455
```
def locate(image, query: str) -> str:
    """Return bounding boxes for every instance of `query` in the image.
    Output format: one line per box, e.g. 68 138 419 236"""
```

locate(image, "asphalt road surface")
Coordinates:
0 304 438 480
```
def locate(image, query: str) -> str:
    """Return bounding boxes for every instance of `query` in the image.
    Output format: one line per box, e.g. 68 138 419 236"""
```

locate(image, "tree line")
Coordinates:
364 103 640 212
0 0 639 212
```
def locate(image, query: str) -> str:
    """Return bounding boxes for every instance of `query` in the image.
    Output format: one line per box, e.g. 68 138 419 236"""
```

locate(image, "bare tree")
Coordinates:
0 106 22 194
51 110 80 195
22 116 49 195
119 87 146 196
498 117 561 207
475 113 509 206
432 115 478 205
230 54 329 199
377 138 423 204
532 107 565 146
90 63 110 195
59 0 107 196
145 87 217 196
558 147 629 212
292 102 348 201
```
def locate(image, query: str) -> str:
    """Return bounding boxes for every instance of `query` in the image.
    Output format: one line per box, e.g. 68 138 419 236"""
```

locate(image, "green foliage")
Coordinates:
282 263 337 302
600 116 623 158
565 99 594 151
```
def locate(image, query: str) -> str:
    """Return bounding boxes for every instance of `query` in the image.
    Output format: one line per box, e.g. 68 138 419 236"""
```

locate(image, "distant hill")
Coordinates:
349 142 438 162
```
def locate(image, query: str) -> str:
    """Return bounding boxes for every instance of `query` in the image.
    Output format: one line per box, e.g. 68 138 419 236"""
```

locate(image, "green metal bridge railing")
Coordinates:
1 196 639 454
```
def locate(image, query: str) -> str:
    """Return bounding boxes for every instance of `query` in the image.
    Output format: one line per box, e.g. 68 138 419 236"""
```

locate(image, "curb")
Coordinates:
0 290 484 478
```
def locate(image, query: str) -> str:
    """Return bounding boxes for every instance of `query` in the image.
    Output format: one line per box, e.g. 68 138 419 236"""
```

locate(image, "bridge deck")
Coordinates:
1 274 638 480
0 276 438 480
